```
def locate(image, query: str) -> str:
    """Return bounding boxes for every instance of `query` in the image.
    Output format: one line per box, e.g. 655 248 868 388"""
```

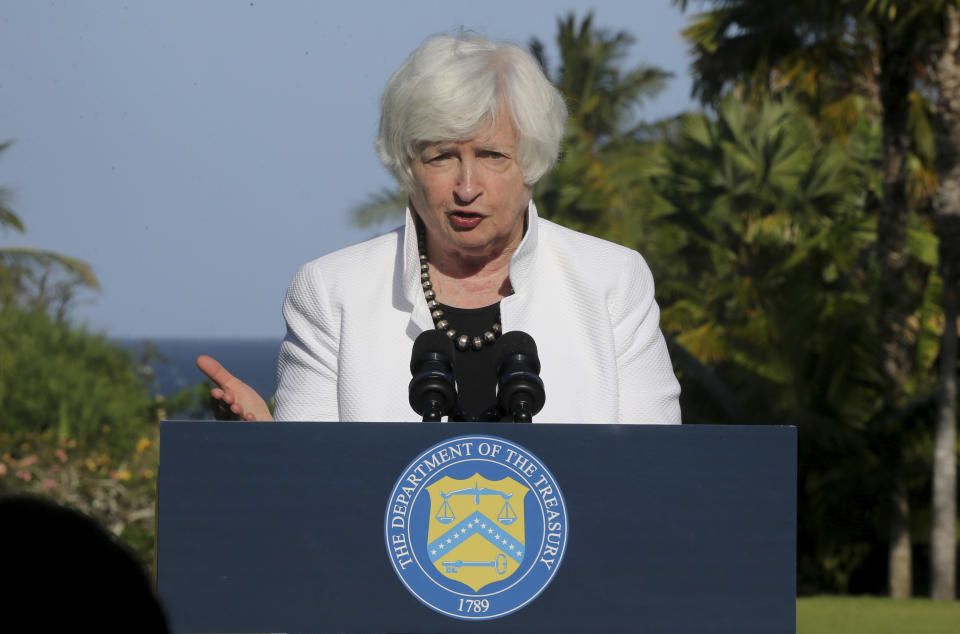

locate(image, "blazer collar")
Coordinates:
401 200 541 332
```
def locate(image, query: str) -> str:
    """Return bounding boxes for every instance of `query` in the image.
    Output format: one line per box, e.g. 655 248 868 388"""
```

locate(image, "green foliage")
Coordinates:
646 93 944 592
673 0 866 106
653 95 878 403
0 304 154 454
671 0 960 598
674 0 940 210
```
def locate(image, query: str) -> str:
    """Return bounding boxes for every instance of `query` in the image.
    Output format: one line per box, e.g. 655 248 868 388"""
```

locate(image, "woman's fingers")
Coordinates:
197 354 274 422
210 392 240 421
197 355 236 390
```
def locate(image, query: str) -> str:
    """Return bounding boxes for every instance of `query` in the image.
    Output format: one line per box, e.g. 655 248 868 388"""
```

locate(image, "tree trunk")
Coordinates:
889 474 913 598
876 24 914 396
877 19 916 599
931 3 960 602
932 263 959 600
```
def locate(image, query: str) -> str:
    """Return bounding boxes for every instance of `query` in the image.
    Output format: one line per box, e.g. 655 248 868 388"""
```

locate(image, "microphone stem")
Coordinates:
421 395 445 422
511 400 534 423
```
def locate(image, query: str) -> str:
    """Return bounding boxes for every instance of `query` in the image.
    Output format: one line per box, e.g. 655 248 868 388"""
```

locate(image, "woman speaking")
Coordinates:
198 33 681 425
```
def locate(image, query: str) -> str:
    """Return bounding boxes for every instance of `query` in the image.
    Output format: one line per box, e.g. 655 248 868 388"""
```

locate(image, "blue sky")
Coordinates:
1 1 698 338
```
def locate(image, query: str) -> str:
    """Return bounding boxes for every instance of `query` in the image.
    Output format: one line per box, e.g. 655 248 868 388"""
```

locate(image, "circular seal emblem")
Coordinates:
384 434 568 621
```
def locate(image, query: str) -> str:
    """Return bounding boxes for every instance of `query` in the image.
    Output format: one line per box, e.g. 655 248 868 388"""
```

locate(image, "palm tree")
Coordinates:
531 12 671 143
0 141 99 317
529 12 672 238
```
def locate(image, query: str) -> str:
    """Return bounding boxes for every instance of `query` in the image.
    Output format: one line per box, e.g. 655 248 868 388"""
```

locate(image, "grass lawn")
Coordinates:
798 596 960 634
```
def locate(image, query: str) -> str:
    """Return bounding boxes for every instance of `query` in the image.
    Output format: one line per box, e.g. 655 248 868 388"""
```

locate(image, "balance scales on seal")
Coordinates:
435 482 519 526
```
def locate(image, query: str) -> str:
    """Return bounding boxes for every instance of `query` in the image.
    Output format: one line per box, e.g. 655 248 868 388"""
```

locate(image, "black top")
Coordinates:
440 302 501 422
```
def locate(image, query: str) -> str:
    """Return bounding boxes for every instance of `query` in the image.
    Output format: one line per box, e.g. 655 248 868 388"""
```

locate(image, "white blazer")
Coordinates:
274 202 681 424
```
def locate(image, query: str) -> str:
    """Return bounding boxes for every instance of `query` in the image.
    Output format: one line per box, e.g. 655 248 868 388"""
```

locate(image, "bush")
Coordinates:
0 304 154 454
0 304 173 570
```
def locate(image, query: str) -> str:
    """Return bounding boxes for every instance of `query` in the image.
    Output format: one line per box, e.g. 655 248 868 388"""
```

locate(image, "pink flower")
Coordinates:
15 470 32 482
41 478 58 492
20 455 39 467
0 462 6 476
55 449 68 463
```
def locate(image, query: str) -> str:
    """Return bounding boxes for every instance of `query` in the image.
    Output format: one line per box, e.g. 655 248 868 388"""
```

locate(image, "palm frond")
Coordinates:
349 188 406 229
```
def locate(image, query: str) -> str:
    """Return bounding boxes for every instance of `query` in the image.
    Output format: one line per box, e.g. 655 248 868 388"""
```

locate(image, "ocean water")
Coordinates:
119 337 281 401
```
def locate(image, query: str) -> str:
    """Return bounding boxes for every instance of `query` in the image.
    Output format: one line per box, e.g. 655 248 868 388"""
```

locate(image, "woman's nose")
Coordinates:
453 159 480 204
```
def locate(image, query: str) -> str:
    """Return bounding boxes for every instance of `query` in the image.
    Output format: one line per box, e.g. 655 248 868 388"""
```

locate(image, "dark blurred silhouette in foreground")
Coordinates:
0 494 169 633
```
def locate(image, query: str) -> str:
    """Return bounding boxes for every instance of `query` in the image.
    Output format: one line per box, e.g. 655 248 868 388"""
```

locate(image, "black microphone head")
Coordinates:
494 330 544 421
409 329 457 420
494 330 540 374
410 329 455 374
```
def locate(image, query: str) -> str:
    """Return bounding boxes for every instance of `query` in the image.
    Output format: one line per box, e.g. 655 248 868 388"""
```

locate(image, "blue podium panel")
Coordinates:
157 422 795 633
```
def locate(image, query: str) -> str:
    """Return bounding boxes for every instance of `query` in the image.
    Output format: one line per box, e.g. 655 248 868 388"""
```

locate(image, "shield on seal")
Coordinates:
425 474 529 592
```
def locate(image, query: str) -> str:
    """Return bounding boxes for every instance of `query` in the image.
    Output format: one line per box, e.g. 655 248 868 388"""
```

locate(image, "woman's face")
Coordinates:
409 113 532 265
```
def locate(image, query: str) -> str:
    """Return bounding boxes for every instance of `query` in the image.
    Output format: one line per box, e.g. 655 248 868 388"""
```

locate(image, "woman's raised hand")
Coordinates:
196 354 274 421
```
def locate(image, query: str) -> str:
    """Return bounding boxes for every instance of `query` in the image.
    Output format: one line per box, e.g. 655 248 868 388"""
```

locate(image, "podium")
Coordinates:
157 422 795 633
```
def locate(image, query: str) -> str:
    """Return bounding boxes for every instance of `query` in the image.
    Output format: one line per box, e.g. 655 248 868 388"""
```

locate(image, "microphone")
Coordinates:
409 330 457 422
494 331 545 423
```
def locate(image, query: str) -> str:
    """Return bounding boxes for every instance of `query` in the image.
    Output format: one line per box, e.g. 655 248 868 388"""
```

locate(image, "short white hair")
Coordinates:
376 33 568 191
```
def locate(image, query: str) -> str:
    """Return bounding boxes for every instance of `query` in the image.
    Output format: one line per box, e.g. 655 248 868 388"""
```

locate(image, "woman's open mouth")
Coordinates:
449 211 484 229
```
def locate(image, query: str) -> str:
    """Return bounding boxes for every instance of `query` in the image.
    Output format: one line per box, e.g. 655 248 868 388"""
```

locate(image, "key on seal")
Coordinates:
442 553 508 575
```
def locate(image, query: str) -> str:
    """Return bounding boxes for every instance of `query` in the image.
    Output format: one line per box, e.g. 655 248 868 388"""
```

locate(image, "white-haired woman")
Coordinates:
198 33 682 425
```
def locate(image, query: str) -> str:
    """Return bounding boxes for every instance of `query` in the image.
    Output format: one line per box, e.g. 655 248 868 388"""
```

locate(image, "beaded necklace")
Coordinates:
416 225 503 351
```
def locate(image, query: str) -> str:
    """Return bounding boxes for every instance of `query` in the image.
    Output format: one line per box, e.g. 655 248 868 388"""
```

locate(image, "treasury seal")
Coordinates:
384 434 568 620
